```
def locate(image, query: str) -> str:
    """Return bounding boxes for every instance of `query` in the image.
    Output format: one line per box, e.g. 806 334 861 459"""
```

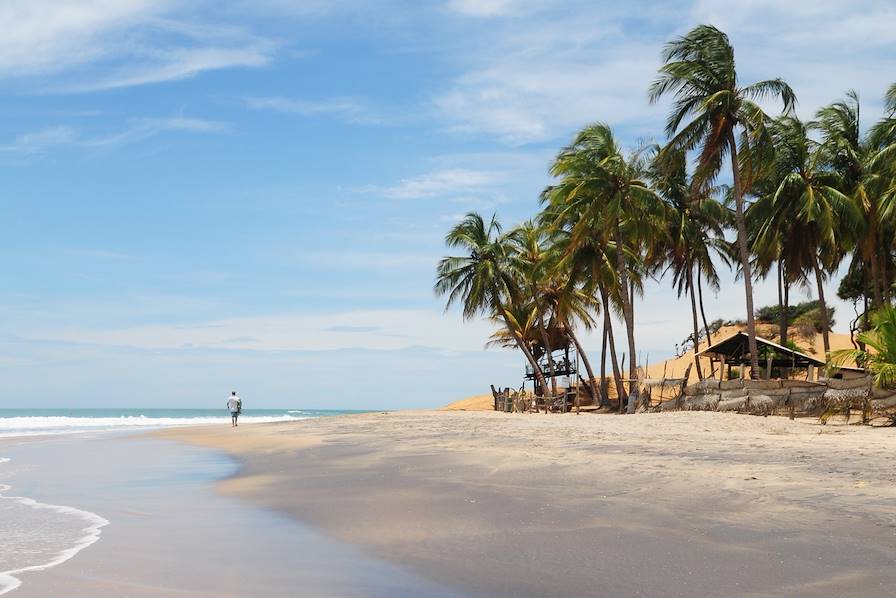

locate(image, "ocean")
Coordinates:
0 408 366 438
0 408 365 595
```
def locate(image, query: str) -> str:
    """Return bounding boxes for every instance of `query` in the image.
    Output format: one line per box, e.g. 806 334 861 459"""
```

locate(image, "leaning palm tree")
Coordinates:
536 233 603 405
649 24 796 378
541 204 627 403
544 123 660 397
508 221 560 396
435 213 549 394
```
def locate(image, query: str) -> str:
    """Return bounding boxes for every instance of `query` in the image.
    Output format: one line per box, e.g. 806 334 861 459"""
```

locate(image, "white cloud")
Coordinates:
0 126 79 154
296 250 439 270
245 95 386 124
445 0 516 17
433 0 896 146
26 309 500 353
0 0 274 91
373 168 506 200
688 0 896 120
0 117 225 154
66 45 273 92
431 8 666 145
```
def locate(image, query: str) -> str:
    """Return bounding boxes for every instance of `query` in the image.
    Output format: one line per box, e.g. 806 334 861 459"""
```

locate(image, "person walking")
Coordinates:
227 391 242 427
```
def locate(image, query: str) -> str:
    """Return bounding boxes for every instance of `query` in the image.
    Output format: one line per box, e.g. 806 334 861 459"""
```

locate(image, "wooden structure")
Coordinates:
694 331 825 380
523 343 580 412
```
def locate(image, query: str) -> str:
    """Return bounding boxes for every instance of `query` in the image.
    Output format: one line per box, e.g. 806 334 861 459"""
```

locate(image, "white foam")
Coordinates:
0 415 306 438
0 458 110 595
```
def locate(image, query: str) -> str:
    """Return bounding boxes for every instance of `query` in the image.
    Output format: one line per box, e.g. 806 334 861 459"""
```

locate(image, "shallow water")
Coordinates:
0 433 460 597
0 408 365 437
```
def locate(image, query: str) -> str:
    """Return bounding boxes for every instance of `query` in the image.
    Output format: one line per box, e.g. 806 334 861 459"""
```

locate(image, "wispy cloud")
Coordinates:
431 9 665 145
296 250 439 271
64 45 273 92
0 117 225 154
369 168 507 200
445 0 516 17
0 0 275 91
25 308 498 353
246 95 400 126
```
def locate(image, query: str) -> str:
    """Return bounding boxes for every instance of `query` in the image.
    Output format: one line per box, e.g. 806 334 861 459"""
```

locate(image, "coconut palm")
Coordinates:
540 203 627 403
651 147 730 378
816 90 896 309
537 229 604 405
831 305 896 390
508 221 561 396
753 116 858 354
649 24 796 378
435 213 549 394
544 123 660 397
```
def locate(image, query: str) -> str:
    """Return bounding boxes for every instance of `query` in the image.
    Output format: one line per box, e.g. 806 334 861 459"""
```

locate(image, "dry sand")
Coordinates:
158 411 896 597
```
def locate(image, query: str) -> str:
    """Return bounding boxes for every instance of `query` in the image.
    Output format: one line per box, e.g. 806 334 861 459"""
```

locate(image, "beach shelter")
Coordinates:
695 331 826 380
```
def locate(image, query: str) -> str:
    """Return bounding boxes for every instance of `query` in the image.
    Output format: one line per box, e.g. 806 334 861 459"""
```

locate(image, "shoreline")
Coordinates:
2 430 455 597
157 410 896 597
0 445 110 596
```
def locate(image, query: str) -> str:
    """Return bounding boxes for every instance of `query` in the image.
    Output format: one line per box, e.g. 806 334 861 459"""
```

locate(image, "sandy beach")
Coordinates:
156 411 896 597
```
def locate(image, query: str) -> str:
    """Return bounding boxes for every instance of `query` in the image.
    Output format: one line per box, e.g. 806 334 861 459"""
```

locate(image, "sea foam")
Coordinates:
0 414 306 438
0 458 109 595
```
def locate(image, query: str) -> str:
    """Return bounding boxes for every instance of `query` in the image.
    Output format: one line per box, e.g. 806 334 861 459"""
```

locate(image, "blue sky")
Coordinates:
1 0 894 408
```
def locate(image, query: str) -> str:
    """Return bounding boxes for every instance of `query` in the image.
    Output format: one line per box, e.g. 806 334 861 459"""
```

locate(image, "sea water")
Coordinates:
0 409 380 596
0 408 365 437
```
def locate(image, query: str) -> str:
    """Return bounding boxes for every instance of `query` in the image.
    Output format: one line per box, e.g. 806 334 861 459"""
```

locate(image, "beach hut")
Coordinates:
695 331 826 380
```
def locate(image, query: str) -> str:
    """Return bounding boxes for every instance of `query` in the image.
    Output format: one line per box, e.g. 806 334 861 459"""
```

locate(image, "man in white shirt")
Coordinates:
227 391 242 427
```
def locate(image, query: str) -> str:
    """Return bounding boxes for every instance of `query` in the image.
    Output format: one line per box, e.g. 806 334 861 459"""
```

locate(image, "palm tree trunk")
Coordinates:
599 285 625 407
538 319 559 397
782 279 790 346
614 218 638 394
567 325 598 405
728 130 761 378
866 217 883 308
812 254 831 354
777 257 785 343
688 267 704 380
500 312 548 401
697 268 712 344
600 313 609 406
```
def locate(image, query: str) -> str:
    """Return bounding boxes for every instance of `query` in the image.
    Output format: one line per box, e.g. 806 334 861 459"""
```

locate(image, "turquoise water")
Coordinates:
0 408 369 438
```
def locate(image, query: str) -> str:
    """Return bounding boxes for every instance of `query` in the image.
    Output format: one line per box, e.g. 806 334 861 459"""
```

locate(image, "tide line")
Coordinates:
0 457 109 595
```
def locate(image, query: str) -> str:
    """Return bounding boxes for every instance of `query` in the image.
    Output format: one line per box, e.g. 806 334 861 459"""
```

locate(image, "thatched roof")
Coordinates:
695 331 825 368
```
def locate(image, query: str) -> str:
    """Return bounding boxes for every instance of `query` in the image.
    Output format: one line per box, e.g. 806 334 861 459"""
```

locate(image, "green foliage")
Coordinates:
830 305 896 388
755 300 835 331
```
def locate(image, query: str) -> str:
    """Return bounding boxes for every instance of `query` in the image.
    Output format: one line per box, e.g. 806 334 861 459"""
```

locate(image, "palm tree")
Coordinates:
544 123 660 397
541 204 627 403
508 221 560 396
816 90 896 309
753 116 857 354
537 230 603 405
649 24 796 378
435 213 549 395
651 147 730 378
831 305 896 390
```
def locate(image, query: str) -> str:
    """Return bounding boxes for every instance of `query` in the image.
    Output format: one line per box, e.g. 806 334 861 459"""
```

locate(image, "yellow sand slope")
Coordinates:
443 324 861 409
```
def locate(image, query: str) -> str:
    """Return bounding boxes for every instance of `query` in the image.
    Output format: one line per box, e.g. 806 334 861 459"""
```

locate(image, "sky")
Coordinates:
1 0 894 409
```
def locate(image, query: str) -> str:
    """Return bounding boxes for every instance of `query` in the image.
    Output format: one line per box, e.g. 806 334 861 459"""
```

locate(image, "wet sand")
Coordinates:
0 433 457 597
160 411 896 597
